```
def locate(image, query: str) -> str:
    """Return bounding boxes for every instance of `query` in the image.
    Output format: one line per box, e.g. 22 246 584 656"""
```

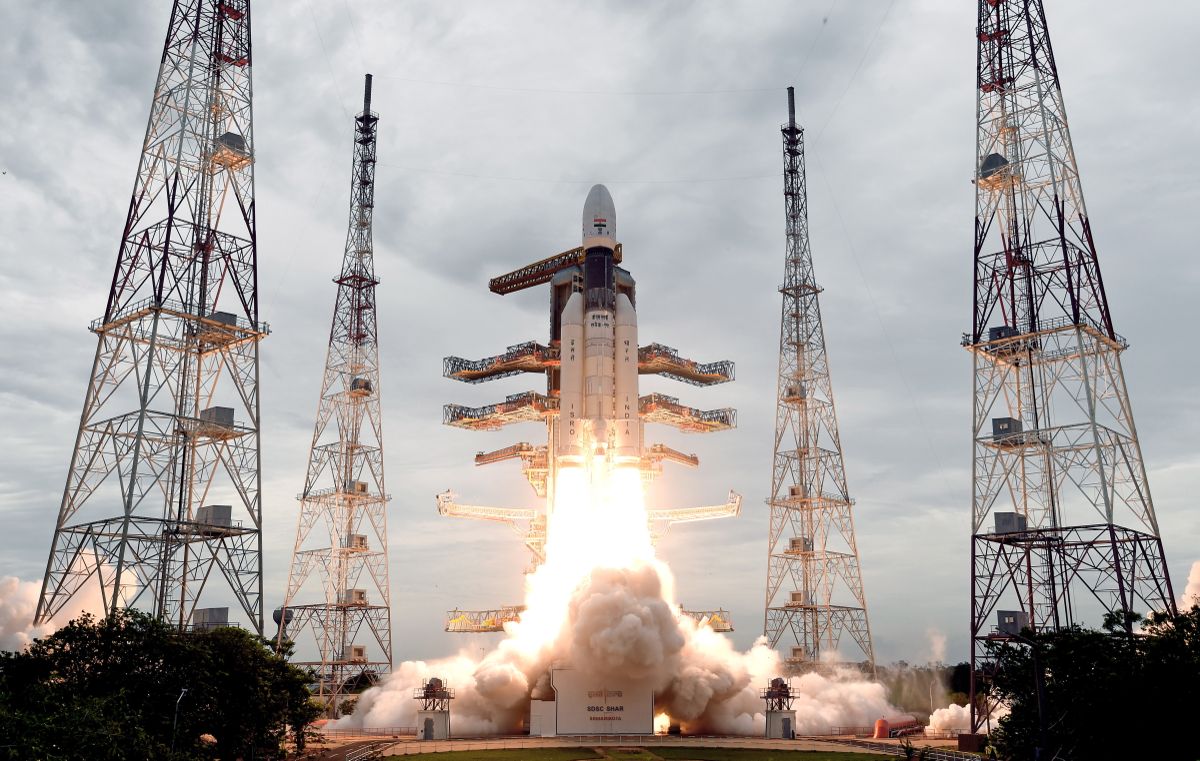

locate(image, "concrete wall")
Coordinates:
765 710 796 739
550 668 654 735
416 710 450 740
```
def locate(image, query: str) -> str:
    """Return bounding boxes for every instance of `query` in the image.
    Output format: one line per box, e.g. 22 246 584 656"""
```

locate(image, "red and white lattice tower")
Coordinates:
278 75 392 715
35 0 266 633
968 0 1176 732
763 88 874 671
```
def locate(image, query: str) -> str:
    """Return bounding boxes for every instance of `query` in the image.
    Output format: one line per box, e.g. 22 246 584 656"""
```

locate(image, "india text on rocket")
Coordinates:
437 184 742 633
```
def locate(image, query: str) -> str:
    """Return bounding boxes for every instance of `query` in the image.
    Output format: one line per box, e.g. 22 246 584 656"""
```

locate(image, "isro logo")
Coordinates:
587 688 625 717
587 689 623 701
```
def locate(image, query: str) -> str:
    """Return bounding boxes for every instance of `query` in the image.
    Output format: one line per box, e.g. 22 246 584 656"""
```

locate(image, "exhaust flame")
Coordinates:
512 464 658 658
342 455 898 734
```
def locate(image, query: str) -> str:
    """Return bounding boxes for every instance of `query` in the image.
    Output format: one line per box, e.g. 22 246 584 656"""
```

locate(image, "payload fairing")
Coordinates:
558 184 640 466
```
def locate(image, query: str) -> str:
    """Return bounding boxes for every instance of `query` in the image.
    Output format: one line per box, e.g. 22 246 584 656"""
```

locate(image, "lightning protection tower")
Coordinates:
279 75 392 715
763 87 874 672
967 0 1176 732
35 0 266 633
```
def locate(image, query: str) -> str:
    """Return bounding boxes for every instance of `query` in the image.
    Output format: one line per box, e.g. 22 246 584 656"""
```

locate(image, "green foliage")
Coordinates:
0 609 319 760
877 661 971 716
949 662 972 695
987 605 1200 760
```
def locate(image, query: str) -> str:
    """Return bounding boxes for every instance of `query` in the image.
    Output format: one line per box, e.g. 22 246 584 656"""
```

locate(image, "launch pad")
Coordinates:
530 669 655 737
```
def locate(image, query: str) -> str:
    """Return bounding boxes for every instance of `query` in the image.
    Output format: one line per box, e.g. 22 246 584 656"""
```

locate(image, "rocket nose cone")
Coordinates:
585 183 613 210
582 184 617 245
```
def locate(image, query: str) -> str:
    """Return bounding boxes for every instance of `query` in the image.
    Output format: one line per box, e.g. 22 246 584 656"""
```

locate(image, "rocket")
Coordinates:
557 184 640 466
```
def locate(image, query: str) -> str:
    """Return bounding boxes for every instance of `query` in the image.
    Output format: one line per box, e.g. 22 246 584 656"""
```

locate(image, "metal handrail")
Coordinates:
91 295 270 335
962 312 1125 348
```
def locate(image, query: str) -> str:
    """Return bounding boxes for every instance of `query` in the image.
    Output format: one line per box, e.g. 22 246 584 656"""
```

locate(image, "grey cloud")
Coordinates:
1 0 1196 665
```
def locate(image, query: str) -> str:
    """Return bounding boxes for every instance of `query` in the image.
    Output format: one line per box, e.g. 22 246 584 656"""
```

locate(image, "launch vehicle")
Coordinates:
557 184 640 466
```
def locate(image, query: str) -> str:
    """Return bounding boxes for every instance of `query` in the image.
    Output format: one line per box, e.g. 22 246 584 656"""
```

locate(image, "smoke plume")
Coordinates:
926 628 946 664
1179 560 1200 611
340 465 899 734
0 573 105 653
344 556 897 734
926 702 1008 735
926 703 970 733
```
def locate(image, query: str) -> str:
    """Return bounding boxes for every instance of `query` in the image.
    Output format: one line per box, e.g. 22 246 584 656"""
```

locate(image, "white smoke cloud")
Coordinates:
340 465 901 735
0 576 56 652
926 702 1008 735
343 557 899 735
926 703 970 733
1179 560 1200 611
0 573 106 653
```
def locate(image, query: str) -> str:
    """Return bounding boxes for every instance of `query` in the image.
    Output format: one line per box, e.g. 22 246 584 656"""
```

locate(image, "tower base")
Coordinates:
766 710 797 739
416 710 450 740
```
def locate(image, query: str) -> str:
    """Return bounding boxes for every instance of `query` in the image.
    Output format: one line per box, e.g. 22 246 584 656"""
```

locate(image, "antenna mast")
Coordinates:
764 86 875 671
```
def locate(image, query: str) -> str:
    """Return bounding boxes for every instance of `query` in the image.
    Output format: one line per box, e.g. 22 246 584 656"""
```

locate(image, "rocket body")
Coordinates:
557 185 641 466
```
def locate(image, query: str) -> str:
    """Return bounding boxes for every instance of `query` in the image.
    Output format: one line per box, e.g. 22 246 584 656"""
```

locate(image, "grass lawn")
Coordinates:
385 750 603 761
649 750 889 761
387 749 890 761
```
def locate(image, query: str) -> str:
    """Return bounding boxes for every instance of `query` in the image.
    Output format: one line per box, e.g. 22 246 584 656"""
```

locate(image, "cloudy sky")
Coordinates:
1 0 1197 665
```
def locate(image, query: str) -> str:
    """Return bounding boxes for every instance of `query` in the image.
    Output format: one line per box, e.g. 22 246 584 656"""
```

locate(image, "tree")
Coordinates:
987 605 1200 760
0 610 187 759
0 609 320 759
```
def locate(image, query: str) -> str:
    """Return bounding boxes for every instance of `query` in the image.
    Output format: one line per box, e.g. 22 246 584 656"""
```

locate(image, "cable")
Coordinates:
376 162 778 186
810 150 955 494
814 0 897 141
371 75 782 96
799 0 841 75
341 0 369 75
306 0 351 119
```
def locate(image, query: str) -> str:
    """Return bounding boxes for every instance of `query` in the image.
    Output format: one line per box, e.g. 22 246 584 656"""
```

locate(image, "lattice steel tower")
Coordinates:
278 75 392 714
763 88 874 670
967 0 1176 731
35 0 265 633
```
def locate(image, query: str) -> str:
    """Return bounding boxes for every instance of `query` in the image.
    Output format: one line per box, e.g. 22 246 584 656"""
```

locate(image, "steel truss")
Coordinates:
279 76 392 714
763 88 874 671
682 608 733 633
35 0 265 632
967 0 1176 732
443 340 734 387
488 245 624 295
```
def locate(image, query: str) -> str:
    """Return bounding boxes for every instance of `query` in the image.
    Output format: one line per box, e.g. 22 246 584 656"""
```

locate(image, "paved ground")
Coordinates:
292 733 962 759
291 738 392 760
374 736 896 756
